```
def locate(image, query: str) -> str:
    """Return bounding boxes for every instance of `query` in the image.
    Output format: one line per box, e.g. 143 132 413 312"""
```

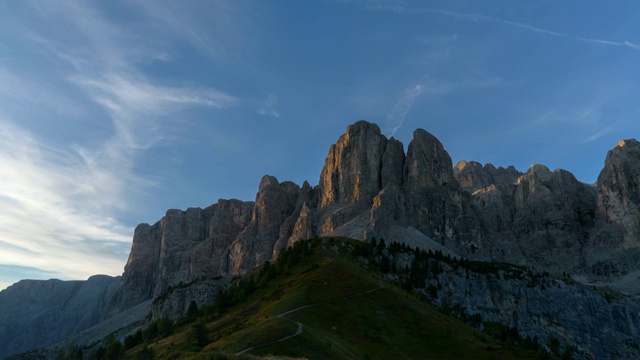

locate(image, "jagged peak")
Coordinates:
484 163 497 171
526 164 552 180
405 128 457 190
412 128 441 146
347 120 382 135
453 160 482 172
258 175 280 190
453 160 468 172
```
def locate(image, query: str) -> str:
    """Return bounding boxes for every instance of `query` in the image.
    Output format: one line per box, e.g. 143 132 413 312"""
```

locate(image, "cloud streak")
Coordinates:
362 2 640 50
257 94 281 118
385 77 518 136
386 84 424 136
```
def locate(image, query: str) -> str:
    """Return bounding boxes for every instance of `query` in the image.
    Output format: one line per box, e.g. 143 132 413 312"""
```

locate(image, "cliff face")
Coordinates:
587 139 640 277
107 199 254 314
454 161 597 272
108 121 640 316
452 139 640 280
0 275 119 359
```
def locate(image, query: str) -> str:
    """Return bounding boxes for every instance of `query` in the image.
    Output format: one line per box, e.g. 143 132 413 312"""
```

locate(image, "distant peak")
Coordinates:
453 160 482 173
527 164 552 181
528 163 550 173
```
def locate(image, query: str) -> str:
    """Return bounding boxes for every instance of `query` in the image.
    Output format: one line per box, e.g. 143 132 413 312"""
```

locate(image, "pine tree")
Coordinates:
189 318 210 347
186 300 199 321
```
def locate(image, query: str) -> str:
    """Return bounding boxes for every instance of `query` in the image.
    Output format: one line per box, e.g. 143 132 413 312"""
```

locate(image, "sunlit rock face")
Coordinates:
319 120 388 209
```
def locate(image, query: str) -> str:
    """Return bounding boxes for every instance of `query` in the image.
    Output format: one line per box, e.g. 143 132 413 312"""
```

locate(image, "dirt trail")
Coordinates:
234 282 384 355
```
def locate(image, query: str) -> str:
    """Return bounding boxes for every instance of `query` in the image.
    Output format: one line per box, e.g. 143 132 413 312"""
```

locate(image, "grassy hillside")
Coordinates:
123 238 546 360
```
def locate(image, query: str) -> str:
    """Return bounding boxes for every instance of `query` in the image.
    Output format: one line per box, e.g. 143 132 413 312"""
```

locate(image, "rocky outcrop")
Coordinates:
150 277 233 321
454 160 521 193
0 275 119 359
229 176 300 273
587 139 640 277
404 129 458 191
596 139 640 234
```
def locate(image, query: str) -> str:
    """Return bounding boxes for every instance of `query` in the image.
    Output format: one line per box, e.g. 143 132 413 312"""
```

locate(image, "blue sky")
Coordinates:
0 0 638 291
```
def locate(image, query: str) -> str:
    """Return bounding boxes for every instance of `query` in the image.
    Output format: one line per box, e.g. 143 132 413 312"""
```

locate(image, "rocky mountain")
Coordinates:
0 275 119 359
110 121 640 311
1 120 639 359
104 121 486 318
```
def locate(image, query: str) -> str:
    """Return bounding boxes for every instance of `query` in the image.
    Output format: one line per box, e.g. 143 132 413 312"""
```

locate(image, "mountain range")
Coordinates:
1 120 639 359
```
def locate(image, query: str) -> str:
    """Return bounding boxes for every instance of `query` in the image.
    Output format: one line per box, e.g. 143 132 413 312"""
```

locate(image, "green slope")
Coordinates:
130 238 544 360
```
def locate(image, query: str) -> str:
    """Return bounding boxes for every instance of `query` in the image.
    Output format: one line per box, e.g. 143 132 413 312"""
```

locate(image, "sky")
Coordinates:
0 0 638 291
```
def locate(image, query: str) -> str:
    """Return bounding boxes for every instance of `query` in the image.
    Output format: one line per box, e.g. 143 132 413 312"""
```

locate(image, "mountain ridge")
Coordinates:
1 120 639 359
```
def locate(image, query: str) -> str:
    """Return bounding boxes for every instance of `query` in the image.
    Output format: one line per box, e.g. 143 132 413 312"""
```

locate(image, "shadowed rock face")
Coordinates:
452 138 640 279
404 128 458 191
586 139 640 276
0 275 120 359
595 139 640 242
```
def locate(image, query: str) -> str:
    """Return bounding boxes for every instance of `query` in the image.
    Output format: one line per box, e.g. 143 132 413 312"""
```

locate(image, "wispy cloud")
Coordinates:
422 77 521 95
386 84 424 136
0 1 242 289
581 127 613 143
132 0 256 65
360 1 640 50
0 121 133 283
385 77 518 136
257 94 281 118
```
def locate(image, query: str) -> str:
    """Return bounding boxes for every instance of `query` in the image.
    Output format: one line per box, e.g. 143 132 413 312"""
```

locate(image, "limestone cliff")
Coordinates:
402 129 483 254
